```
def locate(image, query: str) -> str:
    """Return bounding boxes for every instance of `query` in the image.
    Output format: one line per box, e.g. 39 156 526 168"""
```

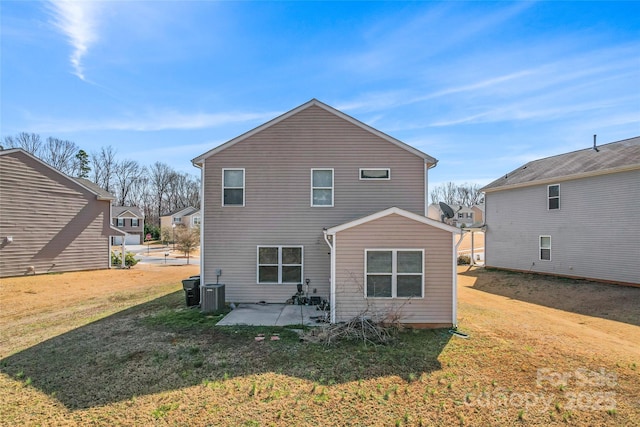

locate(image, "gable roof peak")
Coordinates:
192 99 436 165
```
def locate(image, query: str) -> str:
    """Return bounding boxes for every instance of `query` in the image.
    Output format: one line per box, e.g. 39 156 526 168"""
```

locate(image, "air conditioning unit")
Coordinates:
201 283 225 313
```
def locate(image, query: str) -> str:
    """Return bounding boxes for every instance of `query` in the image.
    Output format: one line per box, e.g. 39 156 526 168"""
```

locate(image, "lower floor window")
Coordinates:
365 249 424 298
258 246 303 284
540 236 551 260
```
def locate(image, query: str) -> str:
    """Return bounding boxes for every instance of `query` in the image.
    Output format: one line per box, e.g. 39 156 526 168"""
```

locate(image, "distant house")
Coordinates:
427 203 484 227
192 99 461 326
482 136 640 285
0 148 125 278
160 206 200 231
112 206 144 245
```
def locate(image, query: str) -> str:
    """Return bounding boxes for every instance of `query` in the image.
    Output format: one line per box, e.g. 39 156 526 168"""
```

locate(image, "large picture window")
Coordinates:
257 246 303 284
548 184 559 210
223 169 245 206
540 236 551 261
311 169 334 207
365 249 424 298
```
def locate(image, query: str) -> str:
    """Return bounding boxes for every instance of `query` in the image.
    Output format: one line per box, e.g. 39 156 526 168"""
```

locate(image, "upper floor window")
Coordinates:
257 246 303 284
131 218 139 227
311 169 333 207
223 168 245 207
540 236 551 261
360 168 390 180
365 249 424 298
192 216 201 226
548 184 560 210
173 217 182 224
116 218 124 227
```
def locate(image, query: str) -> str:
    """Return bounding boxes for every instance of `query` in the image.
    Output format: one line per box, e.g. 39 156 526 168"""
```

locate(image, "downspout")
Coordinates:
453 229 466 327
323 229 336 323
198 161 205 284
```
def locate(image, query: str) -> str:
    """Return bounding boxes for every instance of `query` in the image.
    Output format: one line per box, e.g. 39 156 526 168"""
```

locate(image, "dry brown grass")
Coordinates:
1 265 638 426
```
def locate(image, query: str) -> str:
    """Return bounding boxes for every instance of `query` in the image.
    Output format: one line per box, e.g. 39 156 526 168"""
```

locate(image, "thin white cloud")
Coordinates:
27 109 281 133
46 0 103 81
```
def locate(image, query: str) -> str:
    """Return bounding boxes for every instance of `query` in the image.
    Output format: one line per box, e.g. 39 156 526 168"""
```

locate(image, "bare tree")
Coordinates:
113 159 146 206
3 132 43 153
41 137 79 174
91 146 118 192
149 162 174 225
430 182 484 207
175 226 199 264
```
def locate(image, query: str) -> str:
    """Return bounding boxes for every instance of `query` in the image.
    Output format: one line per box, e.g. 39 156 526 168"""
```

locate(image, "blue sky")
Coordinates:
2 1 639 188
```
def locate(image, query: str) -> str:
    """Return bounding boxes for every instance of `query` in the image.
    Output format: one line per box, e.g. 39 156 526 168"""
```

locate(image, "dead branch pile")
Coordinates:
301 315 401 346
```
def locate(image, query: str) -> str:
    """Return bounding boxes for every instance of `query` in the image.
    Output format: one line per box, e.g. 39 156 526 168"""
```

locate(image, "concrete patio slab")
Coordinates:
216 303 326 327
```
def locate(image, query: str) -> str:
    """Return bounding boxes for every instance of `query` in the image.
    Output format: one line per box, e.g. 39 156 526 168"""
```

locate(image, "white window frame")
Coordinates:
173 217 182 224
222 168 245 207
311 168 334 207
548 184 560 210
116 218 124 227
359 168 391 180
539 236 551 261
192 216 201 226
257 245 304 284
131 218 139 227
364 249 424 299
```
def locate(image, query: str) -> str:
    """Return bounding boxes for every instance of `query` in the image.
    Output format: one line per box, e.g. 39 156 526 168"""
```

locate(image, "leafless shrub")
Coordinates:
301 308 404 346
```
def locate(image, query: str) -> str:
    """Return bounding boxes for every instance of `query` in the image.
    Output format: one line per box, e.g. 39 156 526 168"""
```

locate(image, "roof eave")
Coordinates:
326 206 461 235
483 164 640 193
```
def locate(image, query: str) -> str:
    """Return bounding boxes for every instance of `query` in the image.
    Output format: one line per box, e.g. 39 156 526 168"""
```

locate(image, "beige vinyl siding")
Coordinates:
334 214 453 324
202 105 426 303
0 152 113 278
485 169 640 284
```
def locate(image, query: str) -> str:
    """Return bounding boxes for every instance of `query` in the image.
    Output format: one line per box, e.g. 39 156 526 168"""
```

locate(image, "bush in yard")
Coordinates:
457 255 471 265
111 251 139 267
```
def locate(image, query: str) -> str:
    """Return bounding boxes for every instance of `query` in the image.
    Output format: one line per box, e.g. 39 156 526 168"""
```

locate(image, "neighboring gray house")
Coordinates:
0 148 125 278
192 99 461 326
112 206 144 245
482 136 640 285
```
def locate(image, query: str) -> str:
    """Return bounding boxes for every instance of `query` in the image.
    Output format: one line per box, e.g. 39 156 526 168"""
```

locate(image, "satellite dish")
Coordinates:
439 202 455 220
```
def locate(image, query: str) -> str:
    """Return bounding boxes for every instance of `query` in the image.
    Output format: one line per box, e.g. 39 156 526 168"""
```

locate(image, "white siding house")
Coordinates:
482 137 640 285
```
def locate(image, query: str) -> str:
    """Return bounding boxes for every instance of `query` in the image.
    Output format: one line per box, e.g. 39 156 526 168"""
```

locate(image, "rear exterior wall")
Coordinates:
202 105 427 303
334 214 454 325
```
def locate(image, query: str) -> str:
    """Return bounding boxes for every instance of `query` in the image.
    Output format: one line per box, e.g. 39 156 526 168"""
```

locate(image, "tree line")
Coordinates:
430 182 484 207
2 132 199 226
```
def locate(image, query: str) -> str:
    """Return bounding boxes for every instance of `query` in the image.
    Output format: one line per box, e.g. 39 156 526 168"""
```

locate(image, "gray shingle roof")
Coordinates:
112 206 143 217
482 136 640 191
74 177 115 200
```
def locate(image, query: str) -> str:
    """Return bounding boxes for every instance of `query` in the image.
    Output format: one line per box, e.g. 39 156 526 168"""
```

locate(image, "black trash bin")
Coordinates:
182 275 201 307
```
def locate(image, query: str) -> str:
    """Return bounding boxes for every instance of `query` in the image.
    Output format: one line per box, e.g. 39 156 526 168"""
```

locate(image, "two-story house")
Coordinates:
192 99 460 326
160 206 201 231
482 136 639 285
0 148 125 277
111 206 144 245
